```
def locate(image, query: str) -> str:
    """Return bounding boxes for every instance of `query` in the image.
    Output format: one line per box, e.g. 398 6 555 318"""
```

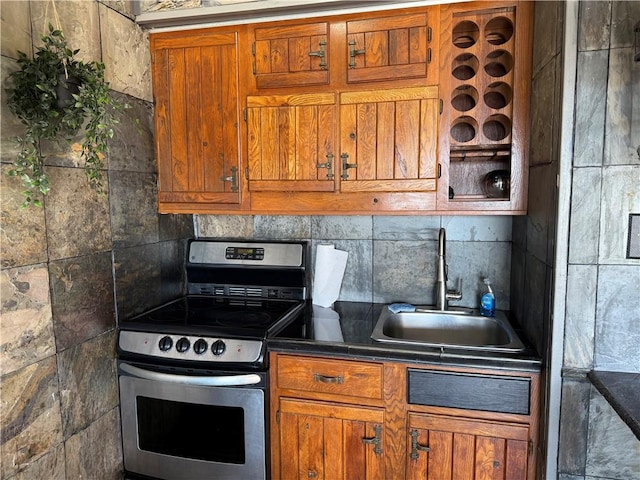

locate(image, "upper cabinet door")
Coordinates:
346 12 431 84
339 86 438 193
247 93 337 192
152 31 242 210
252 22 329 89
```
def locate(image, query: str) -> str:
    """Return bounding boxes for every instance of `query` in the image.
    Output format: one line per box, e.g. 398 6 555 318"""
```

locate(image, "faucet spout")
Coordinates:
435 228 462 311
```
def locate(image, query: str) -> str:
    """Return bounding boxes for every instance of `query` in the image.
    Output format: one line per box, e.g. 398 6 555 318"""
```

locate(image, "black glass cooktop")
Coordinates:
121 295 305 338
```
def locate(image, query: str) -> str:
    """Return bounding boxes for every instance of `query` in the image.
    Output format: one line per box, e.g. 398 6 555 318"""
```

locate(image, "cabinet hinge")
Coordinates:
427 47 432 64
276 410 281 424
245 167 250 180
439 99 443 115
529 439 534 455
251 42 256 56
243 107 247 122
428 26 432 43
437 163 441 179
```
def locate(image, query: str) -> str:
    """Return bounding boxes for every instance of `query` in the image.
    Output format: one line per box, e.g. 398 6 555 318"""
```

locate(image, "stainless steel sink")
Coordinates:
371 307 525 352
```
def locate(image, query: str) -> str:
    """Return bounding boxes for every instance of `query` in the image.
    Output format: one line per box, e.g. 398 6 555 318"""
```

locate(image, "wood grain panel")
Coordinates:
355 102 377 180
279 410 299 478
277 355 383 400
152 32 236 49
325 417 344 479
296 105 318 180
220 42 239 193
452 433 475 480
395 99 420 178
429 430 453 479
202 46 222 192
247 94 336 192
185 47 203 192
168 49 188 192
247 92 335 107
419 97 438 179
347 13 428 34
376 102 396 179
152 50 172 193
346 12 429 84
152 28 241 209
253 22 329 88
299 414 324 480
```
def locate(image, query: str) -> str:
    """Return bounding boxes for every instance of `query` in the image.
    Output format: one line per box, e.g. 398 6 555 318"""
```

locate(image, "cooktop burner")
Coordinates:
123 295 303 336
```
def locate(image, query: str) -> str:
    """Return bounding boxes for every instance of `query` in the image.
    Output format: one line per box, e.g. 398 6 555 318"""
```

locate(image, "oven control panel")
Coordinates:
189 240 303 267
118 331 263 363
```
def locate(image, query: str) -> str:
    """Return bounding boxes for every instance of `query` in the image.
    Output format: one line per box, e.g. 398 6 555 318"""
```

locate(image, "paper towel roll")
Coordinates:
312 305 344 342
312 243 348 308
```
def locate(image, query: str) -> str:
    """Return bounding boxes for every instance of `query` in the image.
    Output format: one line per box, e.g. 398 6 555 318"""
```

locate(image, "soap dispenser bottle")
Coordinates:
480 278 495 317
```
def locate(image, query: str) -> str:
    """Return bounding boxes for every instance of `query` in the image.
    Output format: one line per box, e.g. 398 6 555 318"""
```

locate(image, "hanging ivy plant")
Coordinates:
6 23 127 207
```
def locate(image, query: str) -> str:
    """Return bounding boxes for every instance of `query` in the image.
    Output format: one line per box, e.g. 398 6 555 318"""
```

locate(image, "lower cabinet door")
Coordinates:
406 413 530 480
278 398 385 480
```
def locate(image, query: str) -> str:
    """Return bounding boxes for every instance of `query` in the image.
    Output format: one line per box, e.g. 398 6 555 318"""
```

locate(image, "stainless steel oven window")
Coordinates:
119 364 267 480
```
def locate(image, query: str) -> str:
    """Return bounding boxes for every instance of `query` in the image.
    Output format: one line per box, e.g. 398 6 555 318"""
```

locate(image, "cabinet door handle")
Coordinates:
316 153 334 179
313 373 343 384
348 40 365 68
410 429 430 460
341 153 357 180
220 166 238 192
308 41 327 69
362 424 383 455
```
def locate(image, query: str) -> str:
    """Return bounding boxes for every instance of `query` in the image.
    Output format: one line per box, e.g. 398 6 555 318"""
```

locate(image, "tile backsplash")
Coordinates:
197 215 513 311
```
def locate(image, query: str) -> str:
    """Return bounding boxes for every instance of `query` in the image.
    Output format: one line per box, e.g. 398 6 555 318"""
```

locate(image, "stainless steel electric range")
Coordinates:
117 239 309 480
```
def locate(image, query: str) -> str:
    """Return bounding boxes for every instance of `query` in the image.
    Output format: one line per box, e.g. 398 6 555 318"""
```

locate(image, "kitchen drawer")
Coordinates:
276 355 383 400
408 369 530 415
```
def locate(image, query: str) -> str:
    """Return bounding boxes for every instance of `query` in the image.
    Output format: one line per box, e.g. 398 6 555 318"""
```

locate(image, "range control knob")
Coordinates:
211 340 226 356
193 339 208 355
176 337 190 353
158 336 173 351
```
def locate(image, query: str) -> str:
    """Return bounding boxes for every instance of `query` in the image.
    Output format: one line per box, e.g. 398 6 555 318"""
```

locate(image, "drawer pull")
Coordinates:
410 429 430 460
362 424 383 455
313 373 343 384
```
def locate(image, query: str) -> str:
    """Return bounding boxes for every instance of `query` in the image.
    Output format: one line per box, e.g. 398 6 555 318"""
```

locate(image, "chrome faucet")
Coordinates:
435 228 462 311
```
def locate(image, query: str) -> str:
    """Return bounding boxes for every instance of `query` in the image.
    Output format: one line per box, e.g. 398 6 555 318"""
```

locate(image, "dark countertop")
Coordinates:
270 301 541 373
588 370 640 441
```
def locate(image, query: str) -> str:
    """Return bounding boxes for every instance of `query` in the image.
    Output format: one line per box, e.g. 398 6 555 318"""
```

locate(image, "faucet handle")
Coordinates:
446 278 463 301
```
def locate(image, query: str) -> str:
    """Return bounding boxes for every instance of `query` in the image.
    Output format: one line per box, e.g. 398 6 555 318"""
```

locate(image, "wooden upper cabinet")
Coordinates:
151 30 242 211
339 86 438 193
437 1 533 214
246 93 337 192
252 22 329 89
345 12 431 84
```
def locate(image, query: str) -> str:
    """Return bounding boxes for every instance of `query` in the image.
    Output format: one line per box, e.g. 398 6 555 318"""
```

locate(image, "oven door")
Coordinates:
118 362 267 480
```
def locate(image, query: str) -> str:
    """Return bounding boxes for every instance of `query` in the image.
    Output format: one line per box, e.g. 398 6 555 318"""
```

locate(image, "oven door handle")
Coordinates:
119 362 262 387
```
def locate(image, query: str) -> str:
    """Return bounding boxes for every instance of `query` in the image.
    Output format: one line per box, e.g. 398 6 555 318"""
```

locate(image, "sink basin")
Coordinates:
371 307 525 352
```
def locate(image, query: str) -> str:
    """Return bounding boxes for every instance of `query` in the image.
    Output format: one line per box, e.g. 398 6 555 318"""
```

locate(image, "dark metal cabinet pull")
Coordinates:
308 41 327 69
341 153 357 180
316 153 334 179
220 166 238 192
362 424 383 455
313 373 343 384
410 429 430 460
348 40 365 68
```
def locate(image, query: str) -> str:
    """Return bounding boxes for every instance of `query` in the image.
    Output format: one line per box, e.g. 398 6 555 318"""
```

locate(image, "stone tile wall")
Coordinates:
198 215 514 310
558 2 640 479
0 1 193 479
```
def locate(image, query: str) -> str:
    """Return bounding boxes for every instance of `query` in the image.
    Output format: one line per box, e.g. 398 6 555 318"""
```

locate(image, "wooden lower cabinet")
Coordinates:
406 413 530 480
270 353 539 480
278 398 386 479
